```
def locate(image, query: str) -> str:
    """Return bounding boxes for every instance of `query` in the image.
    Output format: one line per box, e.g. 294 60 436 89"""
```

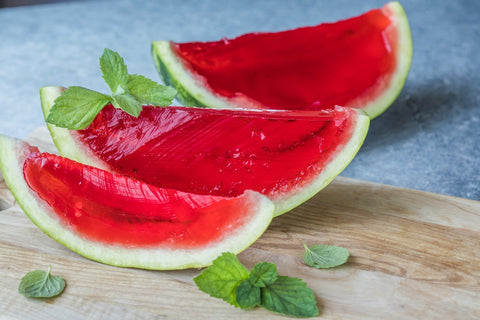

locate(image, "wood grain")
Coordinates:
0 127 479 319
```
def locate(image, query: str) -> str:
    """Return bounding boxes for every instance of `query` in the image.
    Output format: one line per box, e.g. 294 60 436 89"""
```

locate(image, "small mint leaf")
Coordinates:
303 244 350 269
194 253 249 307
100 48 129 93
235 279 261 309
18 266 66 298
249 262 278 288
261 276 319 318
111 93 142 117
47 86 111 130
127 74 176 106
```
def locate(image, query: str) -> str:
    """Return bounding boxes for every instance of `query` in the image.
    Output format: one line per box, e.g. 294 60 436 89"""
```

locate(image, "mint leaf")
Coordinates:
47 86 111 130
127 74 176 106
303 244 350 269
100 48 128 94
111 92 143 117
236 279 261 309
18 266 66 298
249 262 277 288
194 252 249 307
261 276 319 318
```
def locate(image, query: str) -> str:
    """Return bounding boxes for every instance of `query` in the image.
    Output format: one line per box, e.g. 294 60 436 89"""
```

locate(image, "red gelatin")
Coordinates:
23 152 254 247
173 8 396 110
76 105 355 199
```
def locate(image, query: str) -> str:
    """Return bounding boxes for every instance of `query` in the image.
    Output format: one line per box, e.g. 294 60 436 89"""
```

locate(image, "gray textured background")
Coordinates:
0 0 478 200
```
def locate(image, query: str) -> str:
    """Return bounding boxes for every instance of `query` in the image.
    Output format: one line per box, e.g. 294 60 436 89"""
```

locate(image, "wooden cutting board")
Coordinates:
1 127 479 319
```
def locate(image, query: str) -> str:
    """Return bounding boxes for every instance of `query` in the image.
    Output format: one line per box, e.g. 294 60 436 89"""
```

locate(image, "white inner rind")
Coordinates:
40 86 110 170
273 111 369 215
0 135 274 270
152 41 234 110
359 1 413 119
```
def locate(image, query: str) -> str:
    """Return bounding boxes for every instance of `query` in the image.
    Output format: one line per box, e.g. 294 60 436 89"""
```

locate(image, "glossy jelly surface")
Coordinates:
76 105 355 199
23 152 254 247
174 7 397 110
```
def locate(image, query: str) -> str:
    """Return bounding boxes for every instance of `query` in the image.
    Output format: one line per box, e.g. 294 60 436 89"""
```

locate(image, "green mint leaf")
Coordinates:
111 93 142 117
303 244 350 269
235 279 261 309
127 74 177 106
47 86 111 130
18 266 66 298
249 262 278 288
261 276 319 318
100 48 128 94
194 252 249 307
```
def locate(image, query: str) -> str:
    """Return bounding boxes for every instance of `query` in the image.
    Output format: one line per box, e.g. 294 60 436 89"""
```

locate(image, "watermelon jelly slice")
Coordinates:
151 2 412 119
0 135 274 270
41 86 369 216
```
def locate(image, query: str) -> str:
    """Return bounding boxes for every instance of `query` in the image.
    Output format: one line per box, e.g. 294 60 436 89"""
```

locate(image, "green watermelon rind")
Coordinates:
40 86 110 171
151 1 412 119
151 41 233 110
40 86 369 216
273 111 369 215
361 1 413 119
0 134 274 270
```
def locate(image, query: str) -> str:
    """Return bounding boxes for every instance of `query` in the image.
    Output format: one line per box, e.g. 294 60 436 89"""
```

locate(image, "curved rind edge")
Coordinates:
0 134 274 270
40 86 110 170
361 1 413 119
151 41 234 109
273 111 370 215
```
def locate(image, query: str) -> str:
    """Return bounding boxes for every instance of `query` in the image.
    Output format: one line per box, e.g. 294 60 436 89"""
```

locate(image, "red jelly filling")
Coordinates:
23 152 253 247
174 7 397 110
76 105 355 199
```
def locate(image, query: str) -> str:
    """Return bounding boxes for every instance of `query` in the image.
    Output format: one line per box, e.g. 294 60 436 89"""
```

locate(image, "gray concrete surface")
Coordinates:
0 0 478 199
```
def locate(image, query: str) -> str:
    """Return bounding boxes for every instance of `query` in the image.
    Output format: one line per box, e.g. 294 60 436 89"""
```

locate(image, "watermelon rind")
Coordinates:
0 135 274 270
151 1 412 119
361 1 412 119
40 86 110 171
151 40 234 110
41 86 369 216
273 111 369 214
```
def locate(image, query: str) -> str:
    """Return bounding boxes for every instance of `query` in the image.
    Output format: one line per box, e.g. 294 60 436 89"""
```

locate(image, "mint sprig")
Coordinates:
18 266 66 298
194 253 319 318
47 48 176 130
